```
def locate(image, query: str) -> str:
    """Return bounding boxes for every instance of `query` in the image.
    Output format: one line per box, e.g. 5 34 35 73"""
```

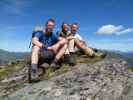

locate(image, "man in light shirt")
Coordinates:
67 23 106 59
67 23 94 56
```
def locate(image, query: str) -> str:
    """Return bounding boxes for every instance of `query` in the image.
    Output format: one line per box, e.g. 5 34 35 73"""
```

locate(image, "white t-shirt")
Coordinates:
74 34 83 41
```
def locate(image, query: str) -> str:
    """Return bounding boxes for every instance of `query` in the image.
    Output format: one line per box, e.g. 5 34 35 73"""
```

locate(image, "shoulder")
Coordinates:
52 32 58 36
52 32 59 39
75 33 82 38
75 33 83 40
56 31 60 34
33 31 43 38
55 31 61 36
34 31 43 34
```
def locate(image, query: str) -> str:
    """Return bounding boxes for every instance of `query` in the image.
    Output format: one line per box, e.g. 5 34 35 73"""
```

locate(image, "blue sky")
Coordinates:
0 0 133 52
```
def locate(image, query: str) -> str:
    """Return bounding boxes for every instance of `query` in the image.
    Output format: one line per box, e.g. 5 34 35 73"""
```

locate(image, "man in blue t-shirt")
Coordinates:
30 19 68 82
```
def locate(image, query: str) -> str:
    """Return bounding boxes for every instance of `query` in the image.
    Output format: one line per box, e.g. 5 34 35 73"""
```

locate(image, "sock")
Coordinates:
65 54 70 57
31 64 38 71
53 58 59 64
70 52 75 55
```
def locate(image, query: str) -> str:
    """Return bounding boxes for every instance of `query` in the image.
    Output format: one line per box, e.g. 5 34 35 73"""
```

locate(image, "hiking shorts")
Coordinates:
39 48 55 63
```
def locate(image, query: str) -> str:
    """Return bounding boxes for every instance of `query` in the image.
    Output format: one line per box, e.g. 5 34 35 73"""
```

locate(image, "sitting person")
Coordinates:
67 23 106 58
68 23 94 56
57 22 69 38
29 19 68 82
56 22 100 66
56 22 77 65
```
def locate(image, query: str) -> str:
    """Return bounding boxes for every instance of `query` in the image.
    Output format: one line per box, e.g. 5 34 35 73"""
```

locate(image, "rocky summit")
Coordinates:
0 54 133 100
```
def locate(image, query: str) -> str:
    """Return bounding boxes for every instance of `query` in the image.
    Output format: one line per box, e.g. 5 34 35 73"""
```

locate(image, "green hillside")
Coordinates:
0 49 29 66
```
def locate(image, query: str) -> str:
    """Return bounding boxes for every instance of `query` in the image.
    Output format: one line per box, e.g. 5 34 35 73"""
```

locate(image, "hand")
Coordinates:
67 36 75 40
39 43 45 48
47 46 53 51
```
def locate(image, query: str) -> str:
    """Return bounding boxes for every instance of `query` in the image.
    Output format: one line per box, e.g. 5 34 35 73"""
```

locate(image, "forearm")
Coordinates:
58 37 64 41
32 38 44 48
66 36 75 40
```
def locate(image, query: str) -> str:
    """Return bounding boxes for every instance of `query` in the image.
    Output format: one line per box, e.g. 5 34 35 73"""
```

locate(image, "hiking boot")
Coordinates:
69 53 76 66
64 53 76 65
50 62 60 69
94 51 107 58
50 59 60 69
28 64 41 83
64 54 70 64
92 48 98 52
28 69 41 83
89 53 95 58
40 63 50 69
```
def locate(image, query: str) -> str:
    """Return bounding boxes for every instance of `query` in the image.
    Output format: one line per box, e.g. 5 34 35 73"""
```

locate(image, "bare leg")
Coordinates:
74 39 94 56
48 38 68 53
68 39 75 53
29 45 41 82
65 48 69 54
55 44 68 60
50 39 68 68
31 45 40 64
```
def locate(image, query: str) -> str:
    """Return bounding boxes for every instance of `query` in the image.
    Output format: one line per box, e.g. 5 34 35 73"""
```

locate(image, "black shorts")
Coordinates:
39 49 55 64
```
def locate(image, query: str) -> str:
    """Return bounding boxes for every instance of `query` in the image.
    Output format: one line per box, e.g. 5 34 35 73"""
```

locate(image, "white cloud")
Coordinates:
96 24 133 35
116 27 133 35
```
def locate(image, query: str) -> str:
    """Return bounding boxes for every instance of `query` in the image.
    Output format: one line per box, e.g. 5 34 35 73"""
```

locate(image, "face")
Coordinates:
45 21 55 33
62 24 69 32
71 24 78 33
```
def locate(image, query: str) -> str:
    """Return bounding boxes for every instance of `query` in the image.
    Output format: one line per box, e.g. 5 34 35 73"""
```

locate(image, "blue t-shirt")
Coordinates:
34 31 58 48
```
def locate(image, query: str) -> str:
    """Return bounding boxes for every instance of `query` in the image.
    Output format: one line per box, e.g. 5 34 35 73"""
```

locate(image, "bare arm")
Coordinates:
66 35 75 40
32 37 44 48
58 36 64 41
66 32 75 40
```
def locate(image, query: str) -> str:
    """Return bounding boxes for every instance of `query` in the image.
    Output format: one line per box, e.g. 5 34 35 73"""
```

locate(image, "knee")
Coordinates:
62 44 68 51
32 46 40 53
63 38 68 44
60 38 68 45
80 44 86 49
80 43 85 48
64 44 68 49
69 38 75 42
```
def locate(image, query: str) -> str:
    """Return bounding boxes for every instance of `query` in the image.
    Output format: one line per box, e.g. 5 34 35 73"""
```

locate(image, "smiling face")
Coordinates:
62 23 69 32
45 20 55 34
71 24 78 33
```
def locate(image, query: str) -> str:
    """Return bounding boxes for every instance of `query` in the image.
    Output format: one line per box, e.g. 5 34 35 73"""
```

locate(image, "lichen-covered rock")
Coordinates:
2 58 133 100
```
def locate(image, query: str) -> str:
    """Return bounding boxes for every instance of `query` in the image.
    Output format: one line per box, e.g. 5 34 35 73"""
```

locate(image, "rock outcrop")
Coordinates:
1 57 133 100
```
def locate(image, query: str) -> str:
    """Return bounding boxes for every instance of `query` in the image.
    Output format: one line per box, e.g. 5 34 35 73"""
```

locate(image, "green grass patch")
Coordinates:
0 60 26 79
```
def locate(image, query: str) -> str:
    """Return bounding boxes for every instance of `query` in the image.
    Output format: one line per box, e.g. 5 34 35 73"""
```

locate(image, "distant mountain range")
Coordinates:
0 49 30 66
105 50 133 66
117 51 133 67
118 51 133 58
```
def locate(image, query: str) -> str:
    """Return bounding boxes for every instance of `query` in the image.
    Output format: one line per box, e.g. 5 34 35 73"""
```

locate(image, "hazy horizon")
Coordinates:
0 48 133 53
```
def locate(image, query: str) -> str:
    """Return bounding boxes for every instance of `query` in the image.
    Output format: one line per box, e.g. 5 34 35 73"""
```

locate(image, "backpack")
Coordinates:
29 26 43 48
